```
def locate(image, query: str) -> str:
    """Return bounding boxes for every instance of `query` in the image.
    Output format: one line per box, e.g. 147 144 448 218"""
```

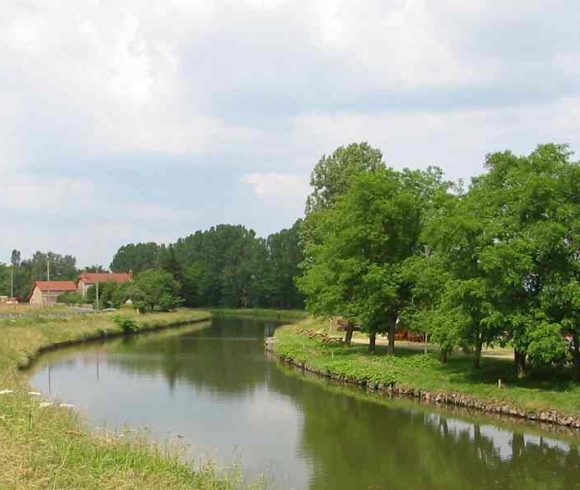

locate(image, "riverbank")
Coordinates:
269 319 580 429
0 309 243 489
211 308 307 323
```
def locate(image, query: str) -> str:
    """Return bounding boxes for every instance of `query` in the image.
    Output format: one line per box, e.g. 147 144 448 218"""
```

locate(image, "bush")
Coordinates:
57 292 85 305
113 315 140 334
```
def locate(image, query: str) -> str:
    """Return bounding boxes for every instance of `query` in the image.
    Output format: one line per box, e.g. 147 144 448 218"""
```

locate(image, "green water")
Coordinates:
31 316 580 489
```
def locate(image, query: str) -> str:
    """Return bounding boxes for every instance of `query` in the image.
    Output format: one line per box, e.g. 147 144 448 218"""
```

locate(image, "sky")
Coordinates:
1 0 580 267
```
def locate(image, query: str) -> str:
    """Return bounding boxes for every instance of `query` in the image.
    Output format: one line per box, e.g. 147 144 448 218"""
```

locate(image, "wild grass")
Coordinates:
210 308 307 323
0 309 254 489
274 319 580 419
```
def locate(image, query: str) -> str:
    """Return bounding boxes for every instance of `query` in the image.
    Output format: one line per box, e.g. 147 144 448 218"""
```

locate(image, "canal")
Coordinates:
30 316 580 489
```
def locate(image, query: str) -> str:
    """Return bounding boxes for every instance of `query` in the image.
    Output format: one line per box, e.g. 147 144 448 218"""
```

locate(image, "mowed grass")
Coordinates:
274 319 580 419
0 309 250 489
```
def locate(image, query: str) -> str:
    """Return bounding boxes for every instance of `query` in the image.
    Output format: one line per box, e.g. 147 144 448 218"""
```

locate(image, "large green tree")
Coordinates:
425 144 580 373
306 142 385 214
110 242 161 273
133 269 182 312
301 143 386 343
300 167 449 353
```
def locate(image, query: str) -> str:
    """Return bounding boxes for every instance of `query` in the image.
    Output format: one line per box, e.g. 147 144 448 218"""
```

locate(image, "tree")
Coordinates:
306 142 385 214
133 269 182 312
86 281 133 309
57 291 84 305
299 167 449 353
264 220 305 309
83 265 107 273
174 225 270 308
11 251 78 300
425 144 580 373
0 263 9 296
301 143 386 343
110 242 161 273
10 250 21 267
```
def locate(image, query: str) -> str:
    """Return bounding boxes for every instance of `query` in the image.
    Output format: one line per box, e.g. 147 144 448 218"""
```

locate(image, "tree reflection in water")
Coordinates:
32 317 580 490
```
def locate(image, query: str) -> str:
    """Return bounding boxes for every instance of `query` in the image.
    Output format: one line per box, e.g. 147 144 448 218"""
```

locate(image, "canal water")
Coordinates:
30 316 580 489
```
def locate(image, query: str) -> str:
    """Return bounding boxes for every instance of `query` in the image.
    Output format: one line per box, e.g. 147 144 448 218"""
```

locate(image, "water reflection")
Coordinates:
31 317 580 490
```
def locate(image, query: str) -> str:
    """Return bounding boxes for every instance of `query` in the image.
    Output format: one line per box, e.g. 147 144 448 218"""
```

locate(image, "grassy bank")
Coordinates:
0 309 246 489
273 319 580 423
211 308 307 323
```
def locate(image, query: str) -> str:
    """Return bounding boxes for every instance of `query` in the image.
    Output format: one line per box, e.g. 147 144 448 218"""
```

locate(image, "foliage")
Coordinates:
299 165 450 353
133 269 183 313
305 142 385 213
7 250 78 300
274 320 580 418
110 242 162 274
113 314 140 333
108 223 305 311
419 144 580 373
57 291 85 305
86 281 133 309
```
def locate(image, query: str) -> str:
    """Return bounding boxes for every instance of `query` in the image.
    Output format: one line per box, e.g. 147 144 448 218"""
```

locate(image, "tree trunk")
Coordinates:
344 322 354 346
473 336 483 369
387 313 397 355
441 350 448 363
369 331 376 354
572 332 580 378
514 349 526 378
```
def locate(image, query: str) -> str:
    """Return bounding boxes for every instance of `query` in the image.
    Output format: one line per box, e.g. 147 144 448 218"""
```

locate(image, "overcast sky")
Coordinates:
1 0 579 266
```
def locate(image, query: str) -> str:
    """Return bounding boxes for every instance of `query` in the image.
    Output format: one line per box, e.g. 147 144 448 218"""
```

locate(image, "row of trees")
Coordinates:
4 141 577 376
0 251 85 300
109 222 304 310
83 269 182 312
298 142 580 375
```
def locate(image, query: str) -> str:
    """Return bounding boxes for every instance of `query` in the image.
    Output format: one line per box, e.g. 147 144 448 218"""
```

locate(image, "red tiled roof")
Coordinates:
34 281 78 291
77 272 133 284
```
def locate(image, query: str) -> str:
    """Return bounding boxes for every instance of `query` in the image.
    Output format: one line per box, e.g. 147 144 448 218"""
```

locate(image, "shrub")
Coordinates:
113 315 140 334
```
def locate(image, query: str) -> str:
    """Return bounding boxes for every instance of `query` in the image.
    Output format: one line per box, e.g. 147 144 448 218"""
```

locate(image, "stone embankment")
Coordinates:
265 337 580 429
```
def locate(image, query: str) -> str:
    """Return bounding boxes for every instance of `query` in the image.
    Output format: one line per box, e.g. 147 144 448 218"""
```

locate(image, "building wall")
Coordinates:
29 288 67 305
78 280 87 296
29 286 44 305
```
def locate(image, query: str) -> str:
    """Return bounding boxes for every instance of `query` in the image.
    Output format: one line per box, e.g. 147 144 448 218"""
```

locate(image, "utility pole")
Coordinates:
10 267 14 298
46 258 50 306
96 281 99 311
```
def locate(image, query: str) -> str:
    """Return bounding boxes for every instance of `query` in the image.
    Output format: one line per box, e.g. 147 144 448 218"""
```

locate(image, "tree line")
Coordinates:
2 141 578 376
0 251 89 300
109 221 305 310
1 224 304 312
298 142 580 376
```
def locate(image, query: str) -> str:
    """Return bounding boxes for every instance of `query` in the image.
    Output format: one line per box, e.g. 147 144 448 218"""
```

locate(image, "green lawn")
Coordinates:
274 319 580 419
0 309 253 489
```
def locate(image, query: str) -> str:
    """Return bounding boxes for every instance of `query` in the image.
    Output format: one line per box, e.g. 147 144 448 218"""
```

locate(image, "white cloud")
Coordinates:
242 172 310 200
0 174 95 214
288 95 580 180
1 0 580 264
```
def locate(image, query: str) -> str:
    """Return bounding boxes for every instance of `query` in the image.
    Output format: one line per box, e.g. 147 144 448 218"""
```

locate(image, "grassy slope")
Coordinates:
210 308 307 322
0 309 243 489
274 318 580 419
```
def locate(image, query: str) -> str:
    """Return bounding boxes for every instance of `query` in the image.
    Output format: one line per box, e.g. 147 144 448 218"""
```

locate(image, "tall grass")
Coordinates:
0 309 252 489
